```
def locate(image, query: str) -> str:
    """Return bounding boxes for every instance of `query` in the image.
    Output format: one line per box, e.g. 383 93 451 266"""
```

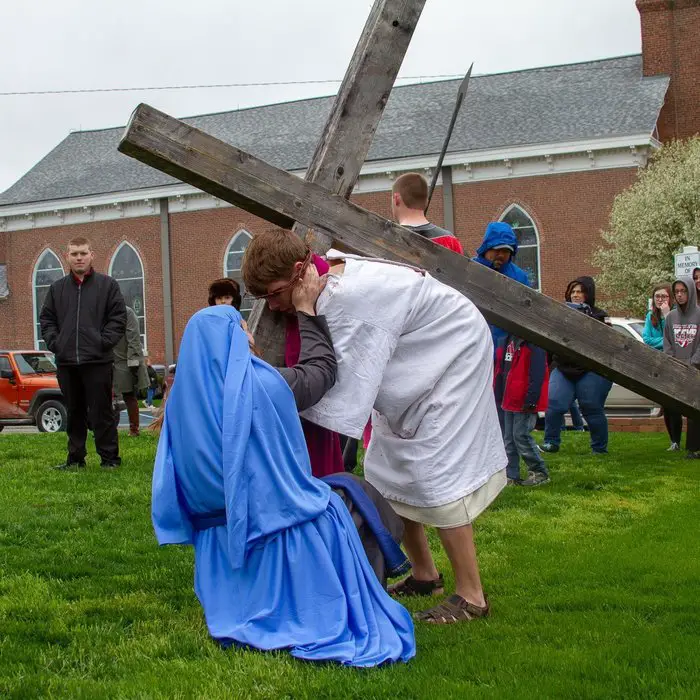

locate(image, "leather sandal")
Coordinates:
414 593 489 624
388 574 444 597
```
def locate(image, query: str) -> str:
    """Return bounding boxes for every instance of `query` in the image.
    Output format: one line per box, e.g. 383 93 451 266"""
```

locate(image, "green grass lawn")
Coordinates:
0 431 698 699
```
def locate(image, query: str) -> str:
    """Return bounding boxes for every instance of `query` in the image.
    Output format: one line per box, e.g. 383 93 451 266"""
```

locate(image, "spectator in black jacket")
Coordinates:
40 236 126 469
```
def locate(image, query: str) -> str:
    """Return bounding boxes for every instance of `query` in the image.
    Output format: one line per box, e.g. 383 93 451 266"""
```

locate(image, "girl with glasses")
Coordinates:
642 283 680 450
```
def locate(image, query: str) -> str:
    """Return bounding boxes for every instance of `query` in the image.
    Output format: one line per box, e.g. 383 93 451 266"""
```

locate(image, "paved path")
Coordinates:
1 410 155 435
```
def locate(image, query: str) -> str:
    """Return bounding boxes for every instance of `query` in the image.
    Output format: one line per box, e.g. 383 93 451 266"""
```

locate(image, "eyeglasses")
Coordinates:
653 294 669 300
252 251 312 300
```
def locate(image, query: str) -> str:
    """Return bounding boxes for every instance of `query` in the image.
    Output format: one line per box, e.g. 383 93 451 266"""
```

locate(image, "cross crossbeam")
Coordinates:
118 103 700 420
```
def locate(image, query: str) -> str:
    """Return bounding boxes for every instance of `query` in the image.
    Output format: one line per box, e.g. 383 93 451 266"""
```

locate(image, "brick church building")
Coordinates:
0 0 698 364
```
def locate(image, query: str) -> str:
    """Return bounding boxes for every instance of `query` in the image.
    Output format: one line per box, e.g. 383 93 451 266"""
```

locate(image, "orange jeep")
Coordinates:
0 350 67 433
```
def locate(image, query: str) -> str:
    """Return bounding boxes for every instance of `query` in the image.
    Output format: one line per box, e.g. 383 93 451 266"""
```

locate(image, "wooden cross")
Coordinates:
117 0 700 420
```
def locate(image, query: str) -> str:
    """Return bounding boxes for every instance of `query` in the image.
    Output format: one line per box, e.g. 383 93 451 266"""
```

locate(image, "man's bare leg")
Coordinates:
437 524 487 607
401 518 440 581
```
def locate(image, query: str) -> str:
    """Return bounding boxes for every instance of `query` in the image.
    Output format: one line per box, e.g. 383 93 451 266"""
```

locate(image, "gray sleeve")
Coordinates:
662 314 674 356
278 312 337 411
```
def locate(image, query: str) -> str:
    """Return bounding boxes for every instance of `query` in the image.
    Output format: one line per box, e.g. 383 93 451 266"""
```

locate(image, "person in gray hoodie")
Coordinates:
663 275 700 458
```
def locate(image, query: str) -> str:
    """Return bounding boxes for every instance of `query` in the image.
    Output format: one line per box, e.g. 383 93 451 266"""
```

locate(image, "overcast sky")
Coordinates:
0 0 642 195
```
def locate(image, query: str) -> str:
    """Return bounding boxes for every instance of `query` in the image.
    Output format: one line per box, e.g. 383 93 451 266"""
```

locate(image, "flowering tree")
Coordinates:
594 137 700 315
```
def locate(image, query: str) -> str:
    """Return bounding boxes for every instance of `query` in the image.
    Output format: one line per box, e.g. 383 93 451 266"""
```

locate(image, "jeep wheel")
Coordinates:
36 400 67 433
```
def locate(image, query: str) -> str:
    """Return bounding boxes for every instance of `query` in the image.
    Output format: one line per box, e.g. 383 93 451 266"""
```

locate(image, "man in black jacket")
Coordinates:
40 237 126 469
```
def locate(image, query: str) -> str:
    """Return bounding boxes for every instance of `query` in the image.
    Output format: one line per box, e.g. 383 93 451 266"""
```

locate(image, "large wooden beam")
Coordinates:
118 105 700 420
247 0 426 366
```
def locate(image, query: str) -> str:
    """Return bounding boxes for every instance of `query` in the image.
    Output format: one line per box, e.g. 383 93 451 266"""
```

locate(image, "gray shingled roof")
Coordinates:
0 55 668 207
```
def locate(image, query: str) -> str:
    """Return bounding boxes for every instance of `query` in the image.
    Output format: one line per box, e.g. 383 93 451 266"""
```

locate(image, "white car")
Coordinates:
606 317 661 417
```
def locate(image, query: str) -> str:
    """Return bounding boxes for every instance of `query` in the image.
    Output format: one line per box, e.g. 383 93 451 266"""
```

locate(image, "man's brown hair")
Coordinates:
68 236 92 249
392 172 428 210
241 230 308 297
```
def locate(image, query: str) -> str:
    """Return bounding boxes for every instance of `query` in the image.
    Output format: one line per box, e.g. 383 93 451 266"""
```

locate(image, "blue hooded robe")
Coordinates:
473 222 532 347
151 305 415 667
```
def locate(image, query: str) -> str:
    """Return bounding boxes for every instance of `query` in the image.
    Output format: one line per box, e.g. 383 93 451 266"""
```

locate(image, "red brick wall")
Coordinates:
0 171 639 358
0 169 636 362
0 217 164 361
451 168 639 301
637 0 700 141
168 206 274 352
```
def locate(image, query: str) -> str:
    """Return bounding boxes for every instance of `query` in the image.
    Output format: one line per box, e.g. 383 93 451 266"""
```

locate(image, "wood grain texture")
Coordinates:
248 0 426 364
118 105 700 419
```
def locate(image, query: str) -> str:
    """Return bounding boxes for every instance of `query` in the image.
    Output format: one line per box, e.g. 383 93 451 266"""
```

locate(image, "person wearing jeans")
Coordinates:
564 400 585 431
543 370 613 453
495 335 550 486
541 276 613 455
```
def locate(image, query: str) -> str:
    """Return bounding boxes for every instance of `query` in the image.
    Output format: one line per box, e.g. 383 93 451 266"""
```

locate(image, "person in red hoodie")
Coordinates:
494 335 550 486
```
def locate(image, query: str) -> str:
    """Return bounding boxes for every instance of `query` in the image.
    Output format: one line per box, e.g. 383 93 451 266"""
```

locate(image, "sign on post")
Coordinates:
674 246 700 279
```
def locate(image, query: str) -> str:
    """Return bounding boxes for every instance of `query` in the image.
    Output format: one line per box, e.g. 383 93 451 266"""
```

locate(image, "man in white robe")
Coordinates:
243 232 507 623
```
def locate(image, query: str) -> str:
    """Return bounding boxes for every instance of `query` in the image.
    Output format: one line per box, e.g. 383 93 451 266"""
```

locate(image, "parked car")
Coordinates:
606 317 661 416
0 350 127 433
0 350 67 432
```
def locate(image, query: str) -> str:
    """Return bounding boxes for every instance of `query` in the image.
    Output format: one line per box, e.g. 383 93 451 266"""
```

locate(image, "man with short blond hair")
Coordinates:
391 172 464 254
40 237 126 469
243 230 506 624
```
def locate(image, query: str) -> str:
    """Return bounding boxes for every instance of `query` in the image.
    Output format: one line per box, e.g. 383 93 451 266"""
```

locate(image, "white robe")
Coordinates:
301 252 507 508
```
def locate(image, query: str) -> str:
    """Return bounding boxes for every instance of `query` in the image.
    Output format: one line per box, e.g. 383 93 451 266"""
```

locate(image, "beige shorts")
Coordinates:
386 468 506 529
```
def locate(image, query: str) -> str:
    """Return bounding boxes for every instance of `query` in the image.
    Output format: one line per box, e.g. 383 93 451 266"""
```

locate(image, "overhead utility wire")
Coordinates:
0 75 463 97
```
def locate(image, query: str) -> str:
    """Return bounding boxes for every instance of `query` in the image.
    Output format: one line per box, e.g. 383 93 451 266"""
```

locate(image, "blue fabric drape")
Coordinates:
323 474 410 578
152 305 415 667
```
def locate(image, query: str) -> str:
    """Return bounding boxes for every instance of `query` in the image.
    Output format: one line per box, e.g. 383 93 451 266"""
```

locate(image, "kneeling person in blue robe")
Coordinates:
152 304 415 667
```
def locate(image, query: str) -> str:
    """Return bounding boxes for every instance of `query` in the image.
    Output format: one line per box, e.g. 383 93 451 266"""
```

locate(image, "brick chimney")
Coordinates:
636 0 700 141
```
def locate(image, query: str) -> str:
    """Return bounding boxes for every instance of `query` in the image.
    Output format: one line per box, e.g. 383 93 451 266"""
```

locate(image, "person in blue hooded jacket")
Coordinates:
472 222 532 349
151 304 415 667
473 222 532 431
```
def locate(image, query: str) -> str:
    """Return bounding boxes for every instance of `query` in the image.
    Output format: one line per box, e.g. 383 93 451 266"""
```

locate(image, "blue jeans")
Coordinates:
565 400 585 430
503 411 548 480
544 369 613 453
146 387 155 405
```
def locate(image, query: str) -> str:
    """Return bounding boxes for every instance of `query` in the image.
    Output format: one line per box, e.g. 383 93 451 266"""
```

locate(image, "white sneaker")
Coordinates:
667 443 680 452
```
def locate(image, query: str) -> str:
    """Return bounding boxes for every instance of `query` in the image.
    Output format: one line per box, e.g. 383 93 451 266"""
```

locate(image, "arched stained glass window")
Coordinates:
109 242 147 349
499 205 541 290
224 230 253 318
33 250 65 350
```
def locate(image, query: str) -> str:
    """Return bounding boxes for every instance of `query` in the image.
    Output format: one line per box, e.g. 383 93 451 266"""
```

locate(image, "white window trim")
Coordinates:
33 249 65 350
109 241 147 351
499 204 542 292
223 229 253 277
224 229 253 314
